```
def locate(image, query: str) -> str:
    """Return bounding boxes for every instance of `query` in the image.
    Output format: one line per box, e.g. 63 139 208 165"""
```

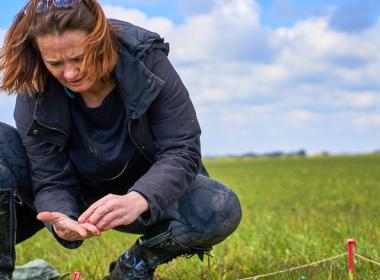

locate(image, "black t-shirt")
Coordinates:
67 86 136 188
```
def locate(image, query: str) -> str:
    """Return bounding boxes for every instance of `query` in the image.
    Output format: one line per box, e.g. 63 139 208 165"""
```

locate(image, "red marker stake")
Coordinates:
72 272 81 280
346 239 356 279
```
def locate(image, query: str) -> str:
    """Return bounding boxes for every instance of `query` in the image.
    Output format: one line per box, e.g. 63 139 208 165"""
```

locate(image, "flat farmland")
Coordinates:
16 154 380 279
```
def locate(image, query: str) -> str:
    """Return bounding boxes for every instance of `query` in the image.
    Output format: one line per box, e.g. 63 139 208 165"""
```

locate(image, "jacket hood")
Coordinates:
110 19 169 119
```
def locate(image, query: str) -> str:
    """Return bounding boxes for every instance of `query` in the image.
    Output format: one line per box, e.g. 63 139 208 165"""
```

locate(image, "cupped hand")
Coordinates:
78 191 149 231
37 212 100 241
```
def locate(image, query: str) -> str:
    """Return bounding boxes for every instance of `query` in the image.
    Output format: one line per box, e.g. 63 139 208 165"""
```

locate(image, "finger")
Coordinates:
99 208 139 231
95 210 120 231
37 212 65 223
81 223 101 236
53 226 80 241
69 224 89 238
79 195 114 223
54 220 89 239
102 217 123 231
86 205 112 225
78 207 96 224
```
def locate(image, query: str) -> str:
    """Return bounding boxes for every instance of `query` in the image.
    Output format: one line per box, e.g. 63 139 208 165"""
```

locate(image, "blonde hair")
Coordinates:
0 0 118 95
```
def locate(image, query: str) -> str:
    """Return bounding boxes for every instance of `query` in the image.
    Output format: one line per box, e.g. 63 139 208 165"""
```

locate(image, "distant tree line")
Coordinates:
234 149 380 158
210 149 380 159
240 149 307 158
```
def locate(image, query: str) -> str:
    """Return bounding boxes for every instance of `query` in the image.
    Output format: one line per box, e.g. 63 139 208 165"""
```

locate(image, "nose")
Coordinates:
63 65 80 81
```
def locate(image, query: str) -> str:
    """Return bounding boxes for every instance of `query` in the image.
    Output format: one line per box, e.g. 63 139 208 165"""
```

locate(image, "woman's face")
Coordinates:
36 30 95 94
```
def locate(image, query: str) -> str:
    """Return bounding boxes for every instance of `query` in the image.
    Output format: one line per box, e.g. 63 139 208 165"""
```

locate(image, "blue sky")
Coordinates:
1 0 379 156
3 1 380 29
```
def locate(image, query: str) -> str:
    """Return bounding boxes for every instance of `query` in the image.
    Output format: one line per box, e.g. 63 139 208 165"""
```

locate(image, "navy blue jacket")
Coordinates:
14 19 202 247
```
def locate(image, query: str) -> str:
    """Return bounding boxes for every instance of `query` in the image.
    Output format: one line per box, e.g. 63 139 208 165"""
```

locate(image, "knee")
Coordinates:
207 179 242 242
180 175 242 247
0 164 17 190
0 122 29 189
0 122 19 144
0 124 19 188
0 122 23 157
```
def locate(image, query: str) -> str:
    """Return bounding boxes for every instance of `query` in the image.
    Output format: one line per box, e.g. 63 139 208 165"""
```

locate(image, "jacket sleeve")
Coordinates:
128 50 202 224
14 94 83 249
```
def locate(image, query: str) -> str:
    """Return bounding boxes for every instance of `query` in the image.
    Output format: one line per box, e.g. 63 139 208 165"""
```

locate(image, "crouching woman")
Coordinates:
0 0 242 279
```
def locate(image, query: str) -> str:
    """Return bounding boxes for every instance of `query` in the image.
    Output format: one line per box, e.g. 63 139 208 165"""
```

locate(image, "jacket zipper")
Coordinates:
33 93 69 136
103 160 130 181
34 120 69 136
128 120 154 165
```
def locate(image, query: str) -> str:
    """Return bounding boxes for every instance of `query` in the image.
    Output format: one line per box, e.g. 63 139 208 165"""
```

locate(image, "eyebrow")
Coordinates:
44 54 84 63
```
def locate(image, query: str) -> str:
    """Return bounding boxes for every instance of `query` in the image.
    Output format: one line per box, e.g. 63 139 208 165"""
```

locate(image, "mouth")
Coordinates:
66 77 84 85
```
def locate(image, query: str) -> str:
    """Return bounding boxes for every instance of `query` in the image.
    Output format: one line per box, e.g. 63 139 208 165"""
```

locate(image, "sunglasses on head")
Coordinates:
35 0 81 13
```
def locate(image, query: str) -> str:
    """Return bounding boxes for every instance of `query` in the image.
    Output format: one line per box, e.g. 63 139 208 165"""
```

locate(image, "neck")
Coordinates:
79 77 116 108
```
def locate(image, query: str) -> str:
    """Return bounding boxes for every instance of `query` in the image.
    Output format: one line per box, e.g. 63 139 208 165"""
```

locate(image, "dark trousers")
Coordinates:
0 123 44 245
0 122 241 250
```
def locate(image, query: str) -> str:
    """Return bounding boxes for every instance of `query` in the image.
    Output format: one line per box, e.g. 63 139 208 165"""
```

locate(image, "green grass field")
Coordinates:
16 154 380 279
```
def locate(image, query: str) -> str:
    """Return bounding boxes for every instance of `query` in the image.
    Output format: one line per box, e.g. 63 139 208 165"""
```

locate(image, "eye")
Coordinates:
48 62 61 67
74 56 84 62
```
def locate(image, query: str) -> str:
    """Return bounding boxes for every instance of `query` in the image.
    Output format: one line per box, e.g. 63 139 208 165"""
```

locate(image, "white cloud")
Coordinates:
103 5 174 37
331 91 378 109
352 114 380 130
220 104 275 125
1 1 379 154
286 110 319 126
104 0 380 154
171 0 264 63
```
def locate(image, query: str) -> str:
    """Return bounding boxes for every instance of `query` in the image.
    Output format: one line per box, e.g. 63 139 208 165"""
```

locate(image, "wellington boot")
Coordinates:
0 190 16 280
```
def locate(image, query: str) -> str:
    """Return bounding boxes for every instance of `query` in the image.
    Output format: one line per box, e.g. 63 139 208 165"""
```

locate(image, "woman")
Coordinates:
0 0 242 279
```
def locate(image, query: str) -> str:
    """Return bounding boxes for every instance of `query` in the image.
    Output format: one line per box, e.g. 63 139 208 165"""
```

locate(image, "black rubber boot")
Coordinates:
106 228 211 280
0 189 16 280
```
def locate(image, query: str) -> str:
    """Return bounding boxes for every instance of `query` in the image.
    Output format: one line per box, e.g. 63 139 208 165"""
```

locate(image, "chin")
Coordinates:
66 83 90 93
